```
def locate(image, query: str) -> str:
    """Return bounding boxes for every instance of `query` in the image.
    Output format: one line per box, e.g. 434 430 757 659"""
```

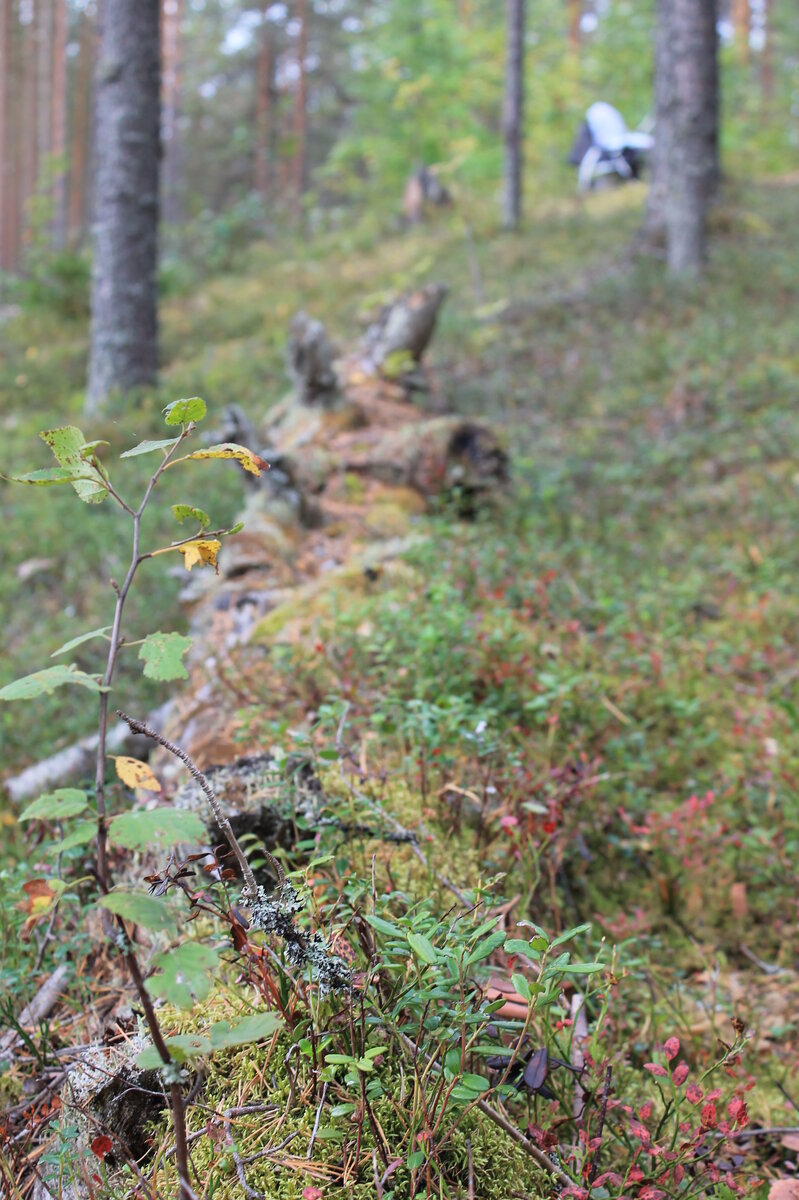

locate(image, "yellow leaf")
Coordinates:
113 756 162 793
185 443 269 476
181 538 221 572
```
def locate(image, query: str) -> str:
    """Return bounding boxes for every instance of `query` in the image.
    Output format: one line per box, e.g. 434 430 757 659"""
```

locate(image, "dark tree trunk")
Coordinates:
87 0 160 412
161 0 183 225
646 0 718 277
67 9 92 244
254 4 274 201
292 0 309 199
502 0 525 229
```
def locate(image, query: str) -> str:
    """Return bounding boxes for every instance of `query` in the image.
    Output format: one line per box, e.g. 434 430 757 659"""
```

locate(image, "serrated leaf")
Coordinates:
99 891 177 933
51 626 112 658
107 808 205 850
120 437 180 459
136 1033 212 1068
0 663 107 702
164 397 206 426
112 756 161 793
183 442 268 476
2 466 88 487
44 820 97 856
171 504 210 528
19 788 89 822
138 632 192 681
145 943 220 1010
208 1013 282 1050
407 932 438 964
40 426 107 503
152 538 221 573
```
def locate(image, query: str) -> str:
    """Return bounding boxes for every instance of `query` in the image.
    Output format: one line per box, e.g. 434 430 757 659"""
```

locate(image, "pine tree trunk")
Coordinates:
22 5 38 232
36 0 52 195
0 0 9 271
87 0 160 412
161 0 183 224
733 0 749 59
292 0 309 199
502 0 525 230
50 0 67 247
254 5 274 201
4 0 21 271
568 0 581 53
646 0 718 277
760 0 774 104
67 10 92 244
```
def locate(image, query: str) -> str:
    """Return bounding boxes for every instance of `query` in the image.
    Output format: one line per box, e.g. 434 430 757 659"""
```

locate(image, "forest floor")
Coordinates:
1 177 799 1198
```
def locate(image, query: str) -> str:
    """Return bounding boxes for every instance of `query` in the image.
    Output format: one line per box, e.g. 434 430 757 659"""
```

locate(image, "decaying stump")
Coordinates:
402 165 453 225
286 310 339 406
359 282 448 377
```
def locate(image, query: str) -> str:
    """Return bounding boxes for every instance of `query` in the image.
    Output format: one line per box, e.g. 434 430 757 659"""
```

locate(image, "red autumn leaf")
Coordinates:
644 1062 668 1077
672 1062 689 1086
685 1082 703 1105
91 1135 113 1160
639 1102 653 1121
663 1036 680 1062
302 1189 322 1200
701 1102 717 1128
728 1096 749 1128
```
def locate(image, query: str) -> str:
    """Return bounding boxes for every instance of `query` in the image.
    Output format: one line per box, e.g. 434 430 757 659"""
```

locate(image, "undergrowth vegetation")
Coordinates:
2 177 799 1197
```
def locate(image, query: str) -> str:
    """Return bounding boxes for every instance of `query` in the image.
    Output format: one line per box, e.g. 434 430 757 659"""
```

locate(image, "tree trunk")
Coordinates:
646 0 718 277
87 0 161 412
292 0 309 199
502 0 525 230
0 0 9 271
22 4 37 232
568 0 581 53
760 0 774 105
36 0 52 193
3 0 22 271
161 0 182 224
254 5 274 201
50 0 67 247
732 0 749 59
67 10 92 244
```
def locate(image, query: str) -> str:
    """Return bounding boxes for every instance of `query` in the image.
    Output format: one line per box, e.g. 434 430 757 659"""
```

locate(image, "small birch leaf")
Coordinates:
120 437 180 459
172 504 210 528
164 397 206 426
40 426 107 503
138 632 192 681
99 891 177 933
183 443 268 476
19 788 89 822
113 756 162 792
108 808 205 850
145 943 220 1009
51 626 111 658
0 664 107 702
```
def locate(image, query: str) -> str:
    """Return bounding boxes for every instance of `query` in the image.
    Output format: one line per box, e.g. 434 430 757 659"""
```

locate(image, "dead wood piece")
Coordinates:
360 283 448 375
345 416 508 504
64 1042 166 1167
287 310 340 407
0 964 71 1056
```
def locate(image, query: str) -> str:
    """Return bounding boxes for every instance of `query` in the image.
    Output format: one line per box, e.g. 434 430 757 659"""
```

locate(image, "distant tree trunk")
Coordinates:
254 4 274 201
36 0 52 193
760 0 774 104
646 0 718 277
50 0 67 247
22 5 38 234
87 0 160 411
502 0 525 229
568 0 581 52
732 0 749 59
292 0 309 199
68 10 92 244
161 0 182 224
3 0 22 271
0 0 9 271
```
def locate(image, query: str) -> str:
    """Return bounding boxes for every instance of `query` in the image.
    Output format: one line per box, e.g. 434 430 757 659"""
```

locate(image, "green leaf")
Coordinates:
19 788 89 822
171 503 210 528
164 397 206 426
460 1073 491 1092
505 939 538 957
559 962 604 975
138 632 192 681
511 973 532 1003
208 1013 283 1050
45 820 97 856
145 943 220 1010
136 1033 212 1068
0 663 107 702
107 808 206 851
120 437 180 459
365 915 403 938
407 1149 426 1170
2 466 89 487
466 929 506 963
99 891 178 933
51 626 112 658
40 426 107 504
548 924 592 949
407 932 438 964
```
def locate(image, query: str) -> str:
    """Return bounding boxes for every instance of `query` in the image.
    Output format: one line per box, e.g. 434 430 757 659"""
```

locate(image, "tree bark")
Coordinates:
50 0 67 247
87 0 161 412
0 0 9 271
732 0 749 59
292 0 309 199
568 0 581 53
502 0 525 230
161 0 183 224
254 4 274 201
646 0 718 277
67 9 92 244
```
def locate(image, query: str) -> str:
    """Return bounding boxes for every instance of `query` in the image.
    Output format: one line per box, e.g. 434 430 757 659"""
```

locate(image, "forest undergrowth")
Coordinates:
1 178 799 1198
